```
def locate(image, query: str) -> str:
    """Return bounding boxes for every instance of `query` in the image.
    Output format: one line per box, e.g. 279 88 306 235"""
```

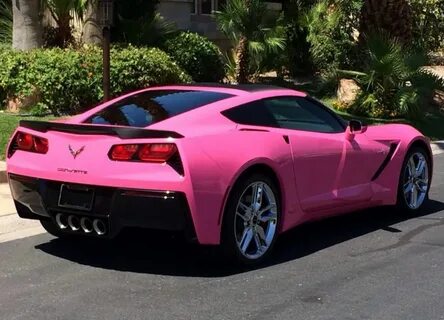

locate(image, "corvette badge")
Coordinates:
69 145 85 159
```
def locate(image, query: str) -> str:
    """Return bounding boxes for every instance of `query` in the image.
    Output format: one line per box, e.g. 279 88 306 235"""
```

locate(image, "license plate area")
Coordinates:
58 184 94 211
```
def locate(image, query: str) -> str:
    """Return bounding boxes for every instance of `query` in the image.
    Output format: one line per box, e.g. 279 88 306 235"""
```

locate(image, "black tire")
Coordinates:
221 173 281 265
396 146 431 214
40 219 72 239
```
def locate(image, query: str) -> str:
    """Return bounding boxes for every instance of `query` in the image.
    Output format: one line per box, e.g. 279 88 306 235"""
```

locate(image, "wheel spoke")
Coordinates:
415 182 428 193
410 185 418 208
258 203 276 216
238 201 250 212
403 181 413 195
236 211 249 222
254 233 263 254
259 211 277 223
256 225 266 241
239 227 254 253
408 157 416 177
415 158 426 177
251 183 263 210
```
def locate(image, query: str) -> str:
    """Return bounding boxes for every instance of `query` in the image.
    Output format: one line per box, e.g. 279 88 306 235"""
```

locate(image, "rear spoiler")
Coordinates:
19 120 184 139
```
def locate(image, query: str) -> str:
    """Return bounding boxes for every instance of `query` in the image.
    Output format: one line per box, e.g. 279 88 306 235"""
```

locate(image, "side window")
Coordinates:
263 97 345 133
222 96 345 133
221 100 278 127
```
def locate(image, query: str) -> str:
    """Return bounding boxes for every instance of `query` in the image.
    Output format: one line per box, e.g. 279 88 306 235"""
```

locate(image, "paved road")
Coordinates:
1 155 444 320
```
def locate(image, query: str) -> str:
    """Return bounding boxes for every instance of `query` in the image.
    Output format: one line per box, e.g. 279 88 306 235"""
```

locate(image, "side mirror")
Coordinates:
346 120 367 140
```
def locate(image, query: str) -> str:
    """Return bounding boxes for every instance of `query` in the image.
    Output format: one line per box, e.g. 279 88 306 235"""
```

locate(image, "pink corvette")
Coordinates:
6 84 432 264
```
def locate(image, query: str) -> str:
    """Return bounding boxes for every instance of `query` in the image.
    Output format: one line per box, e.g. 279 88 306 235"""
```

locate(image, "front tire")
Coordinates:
221 173 280 265
396 146 431 213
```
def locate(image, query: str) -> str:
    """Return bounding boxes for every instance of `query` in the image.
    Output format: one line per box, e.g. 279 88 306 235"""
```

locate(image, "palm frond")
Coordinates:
0 0 12 44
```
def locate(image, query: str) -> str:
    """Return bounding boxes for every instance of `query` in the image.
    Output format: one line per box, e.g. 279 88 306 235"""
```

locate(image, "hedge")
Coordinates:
0 46 191 115
164 31 225 83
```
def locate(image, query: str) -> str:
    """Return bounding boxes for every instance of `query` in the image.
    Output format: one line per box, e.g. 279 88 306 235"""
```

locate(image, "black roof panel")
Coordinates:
176 83 285 92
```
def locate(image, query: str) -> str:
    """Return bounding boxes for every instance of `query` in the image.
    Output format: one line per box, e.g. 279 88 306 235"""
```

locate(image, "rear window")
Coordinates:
84 90 233 127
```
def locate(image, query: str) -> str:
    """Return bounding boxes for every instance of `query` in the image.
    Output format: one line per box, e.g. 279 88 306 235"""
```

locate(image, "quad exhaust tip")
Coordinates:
93 219 107 235
55 213 68 230
68 215 80 231
80 217 93 233
55 214 107 236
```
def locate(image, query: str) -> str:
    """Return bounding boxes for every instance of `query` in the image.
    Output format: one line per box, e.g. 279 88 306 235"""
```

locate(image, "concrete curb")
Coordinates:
0 142 443 184
0 161 6 184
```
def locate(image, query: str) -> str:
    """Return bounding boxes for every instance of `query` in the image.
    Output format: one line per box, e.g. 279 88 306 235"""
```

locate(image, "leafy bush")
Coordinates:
340 35 444 120
410 0 444 52
164 32 225 82
302 0 362 72
0 46 190 115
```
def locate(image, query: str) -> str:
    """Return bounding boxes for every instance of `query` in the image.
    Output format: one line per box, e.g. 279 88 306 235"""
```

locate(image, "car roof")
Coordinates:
176 83 288 93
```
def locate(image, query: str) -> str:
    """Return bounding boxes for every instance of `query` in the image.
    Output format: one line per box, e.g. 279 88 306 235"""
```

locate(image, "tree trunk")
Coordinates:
12 0 43 50
56 14 73 47
82 0 102 45
235 35 250 84
360 0 413 45
235 0 251 84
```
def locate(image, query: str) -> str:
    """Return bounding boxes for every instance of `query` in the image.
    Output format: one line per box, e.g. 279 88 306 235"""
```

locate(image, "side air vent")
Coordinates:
371 143 399 181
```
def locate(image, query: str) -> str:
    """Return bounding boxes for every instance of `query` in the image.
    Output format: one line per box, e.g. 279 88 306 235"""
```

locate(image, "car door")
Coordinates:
260 96 388 214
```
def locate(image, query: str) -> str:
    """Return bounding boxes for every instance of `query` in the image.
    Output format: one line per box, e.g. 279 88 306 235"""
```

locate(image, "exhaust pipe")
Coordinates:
68 215 81 231
93 219 107 236
55 213 68 230
80 217 93 234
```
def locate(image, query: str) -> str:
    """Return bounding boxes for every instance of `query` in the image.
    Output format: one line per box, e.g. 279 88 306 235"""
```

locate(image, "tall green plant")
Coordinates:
215 0 286 83
0 0 12 44
302 0 361 72
341 35 444 119
44 0 88 47
113 12 176 46
410 0 444 52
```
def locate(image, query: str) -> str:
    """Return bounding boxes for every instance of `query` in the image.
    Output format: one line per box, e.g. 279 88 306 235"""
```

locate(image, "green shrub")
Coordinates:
340 35 444 120
0 46 191 115
164 32 225 82
301 0 362 72
410 0 444 52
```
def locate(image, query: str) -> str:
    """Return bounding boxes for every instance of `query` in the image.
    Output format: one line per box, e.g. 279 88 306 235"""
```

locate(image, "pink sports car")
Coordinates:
6 84 432 264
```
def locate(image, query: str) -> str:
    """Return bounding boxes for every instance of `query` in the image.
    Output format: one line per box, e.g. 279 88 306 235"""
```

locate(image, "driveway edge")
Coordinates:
0 161 6 184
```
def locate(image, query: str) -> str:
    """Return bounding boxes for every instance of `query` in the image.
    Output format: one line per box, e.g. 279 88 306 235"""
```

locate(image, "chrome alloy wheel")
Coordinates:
234 181 278 260
403 152 429 210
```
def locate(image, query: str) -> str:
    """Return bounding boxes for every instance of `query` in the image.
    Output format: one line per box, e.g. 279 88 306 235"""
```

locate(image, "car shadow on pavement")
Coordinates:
35 199 444 277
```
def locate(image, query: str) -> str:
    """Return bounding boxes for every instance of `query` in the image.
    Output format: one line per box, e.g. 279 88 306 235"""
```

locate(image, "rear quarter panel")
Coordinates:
179 129 301 244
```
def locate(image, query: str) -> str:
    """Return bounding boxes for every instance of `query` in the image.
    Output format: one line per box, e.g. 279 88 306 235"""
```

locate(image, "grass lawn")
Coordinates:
0 113 55 160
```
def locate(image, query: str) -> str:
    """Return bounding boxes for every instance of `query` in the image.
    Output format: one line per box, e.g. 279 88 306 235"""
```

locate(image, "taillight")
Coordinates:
110 144 138 161
138 144 177 162
109 143 177 162
10 132 49 156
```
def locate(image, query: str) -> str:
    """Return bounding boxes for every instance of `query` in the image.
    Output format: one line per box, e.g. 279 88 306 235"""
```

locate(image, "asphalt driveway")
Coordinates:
0 155 444 320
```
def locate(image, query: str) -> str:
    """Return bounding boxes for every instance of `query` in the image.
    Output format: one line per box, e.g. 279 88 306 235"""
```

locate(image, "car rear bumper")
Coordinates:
8 174 196 240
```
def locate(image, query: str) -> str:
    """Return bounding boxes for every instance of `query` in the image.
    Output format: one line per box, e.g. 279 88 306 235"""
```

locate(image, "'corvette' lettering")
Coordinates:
57 168 88 175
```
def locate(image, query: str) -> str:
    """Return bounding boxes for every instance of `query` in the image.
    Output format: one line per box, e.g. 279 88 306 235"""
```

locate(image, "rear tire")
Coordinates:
221 173 280 265
396 146 431 214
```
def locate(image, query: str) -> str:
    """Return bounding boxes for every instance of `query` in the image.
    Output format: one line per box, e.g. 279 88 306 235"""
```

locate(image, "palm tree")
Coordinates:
82 0 101 44
0 0 12 44
44 0 87 47
12 0 43 50
216 0 285 83
360 0 413 45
